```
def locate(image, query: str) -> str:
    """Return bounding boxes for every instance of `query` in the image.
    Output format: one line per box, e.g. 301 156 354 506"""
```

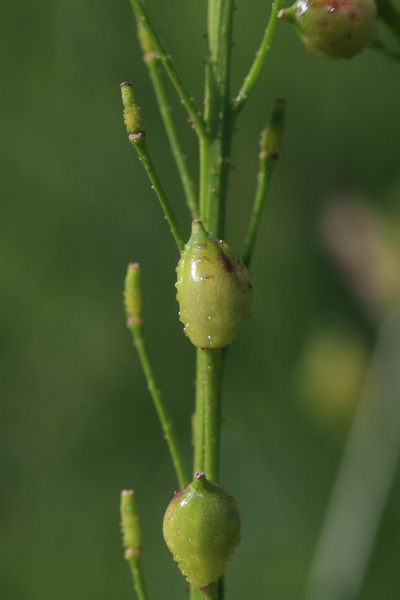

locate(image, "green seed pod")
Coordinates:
163 471 241 589
278 0 378 60
176 220 253 349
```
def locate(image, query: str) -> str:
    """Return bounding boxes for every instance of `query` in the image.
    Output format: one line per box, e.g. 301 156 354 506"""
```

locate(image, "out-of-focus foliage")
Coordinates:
1 1 400 599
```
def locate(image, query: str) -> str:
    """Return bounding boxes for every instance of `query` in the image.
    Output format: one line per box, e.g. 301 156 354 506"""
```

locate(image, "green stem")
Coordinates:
121 83 185 252
129 0 207 140
371 39 400 63
124 264 189 489
200 582 219 600
374 0 400 40
216 348 228 468
190 589 204 600
120 490 149 600
201 0 234 238
137 24 200 219
125 552 148 600
129 130 185 252
192 6 236 600
232 0 284 118
198 348 222 482
194 350 206 474
243 98 286 268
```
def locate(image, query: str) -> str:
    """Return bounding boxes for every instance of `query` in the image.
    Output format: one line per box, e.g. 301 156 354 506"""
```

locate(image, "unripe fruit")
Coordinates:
163 472 241 589
278 0 378 60
176 220 253 349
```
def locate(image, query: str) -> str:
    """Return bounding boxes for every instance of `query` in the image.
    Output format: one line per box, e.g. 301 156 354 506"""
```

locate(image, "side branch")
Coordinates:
120 83 185 253
129 0 207 140
243 98 286 268
232 0 284 118
375 0 400 40
124 264 189 489
137 23 199 219
121 490 150 600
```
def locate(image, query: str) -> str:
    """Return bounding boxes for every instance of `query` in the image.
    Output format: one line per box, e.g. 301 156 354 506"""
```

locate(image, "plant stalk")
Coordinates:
124 264 189 489
120 82 185 252
137 23 200 218
201 0 234 239
129 0 207 140
120 490 149 600
243 97 286 267
199 348 222 483
232 0 284 118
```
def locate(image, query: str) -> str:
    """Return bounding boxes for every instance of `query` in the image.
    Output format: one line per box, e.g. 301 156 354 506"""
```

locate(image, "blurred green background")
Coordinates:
2 1 400 599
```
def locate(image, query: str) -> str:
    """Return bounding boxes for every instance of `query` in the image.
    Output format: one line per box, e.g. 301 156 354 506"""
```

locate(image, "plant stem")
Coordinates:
200 582 219 600
243 98 286 268
129 0 207 140
125 551 148 600
124 264 189 489
374 0 400 40
232 0 284 118
371 39 400 63
137 23 200 219
198 348 222 482
194 350 206 474
121 83 185 252
201 0 234 239
120 490 149 600
191 588 204 600
129 130 185 252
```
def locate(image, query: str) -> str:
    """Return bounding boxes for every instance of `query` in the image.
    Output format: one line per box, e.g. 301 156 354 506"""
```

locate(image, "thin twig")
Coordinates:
243 98 286 268
371 39 400 63
375 0 400 41
124 264 189 489
129 0 207 140
232 0 284 118
120 83 185 253
120 490 149 600
137 23 199 219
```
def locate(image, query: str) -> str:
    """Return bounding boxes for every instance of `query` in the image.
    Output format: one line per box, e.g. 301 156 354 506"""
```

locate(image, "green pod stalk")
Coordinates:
163 471 241 590
176 220 254 349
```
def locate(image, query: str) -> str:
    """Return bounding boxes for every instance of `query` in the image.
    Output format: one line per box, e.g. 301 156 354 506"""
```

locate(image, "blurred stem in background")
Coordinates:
305 305 400 600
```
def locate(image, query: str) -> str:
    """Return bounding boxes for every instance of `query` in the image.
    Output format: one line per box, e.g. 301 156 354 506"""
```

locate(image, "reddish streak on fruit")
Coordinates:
218 250 241 274
324 0 349 8
170 488 186 505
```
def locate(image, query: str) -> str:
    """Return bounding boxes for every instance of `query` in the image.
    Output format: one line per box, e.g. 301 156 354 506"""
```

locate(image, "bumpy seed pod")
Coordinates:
163 471 241 589
278 0 378 60
176 220 253 349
